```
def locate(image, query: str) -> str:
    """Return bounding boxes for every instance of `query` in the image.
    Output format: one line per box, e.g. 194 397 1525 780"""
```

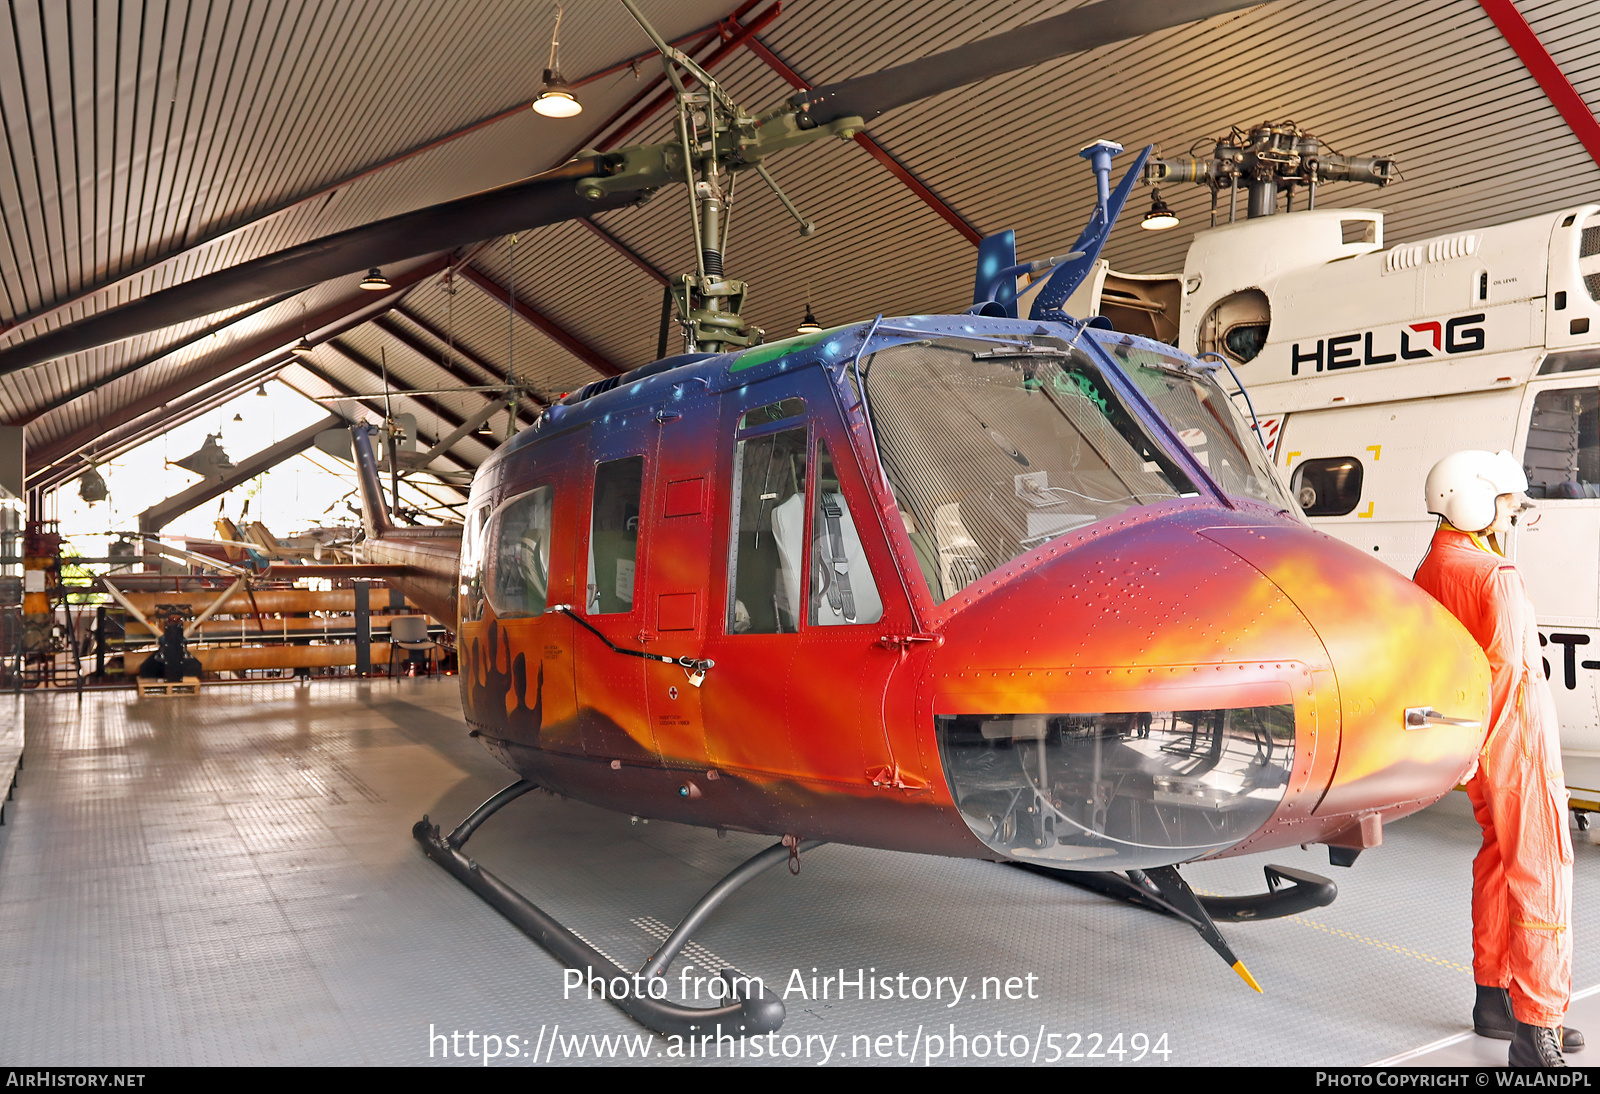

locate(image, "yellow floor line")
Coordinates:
1286 915 1471 974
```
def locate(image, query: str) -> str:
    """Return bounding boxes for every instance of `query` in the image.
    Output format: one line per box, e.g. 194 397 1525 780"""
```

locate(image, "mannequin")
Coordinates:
1413 450 1577 1067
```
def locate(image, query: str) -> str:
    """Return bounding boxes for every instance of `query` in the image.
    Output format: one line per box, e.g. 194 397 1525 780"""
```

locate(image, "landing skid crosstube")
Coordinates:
413 779 823 1036
1014 862 1337 992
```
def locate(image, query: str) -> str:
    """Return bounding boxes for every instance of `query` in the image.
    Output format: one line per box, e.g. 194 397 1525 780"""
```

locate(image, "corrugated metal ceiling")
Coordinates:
4 0 1600 502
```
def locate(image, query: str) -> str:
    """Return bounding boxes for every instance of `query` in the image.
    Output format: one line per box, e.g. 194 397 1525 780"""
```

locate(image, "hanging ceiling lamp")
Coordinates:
532 6 583 118
256 383 270 396
360 267 391 291
796 284 822 334
290 337 314 357
1141 188 1180 231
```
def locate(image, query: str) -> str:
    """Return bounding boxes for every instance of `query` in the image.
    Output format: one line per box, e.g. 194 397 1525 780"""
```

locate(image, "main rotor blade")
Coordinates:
0 167 640 377
793 0 1265 125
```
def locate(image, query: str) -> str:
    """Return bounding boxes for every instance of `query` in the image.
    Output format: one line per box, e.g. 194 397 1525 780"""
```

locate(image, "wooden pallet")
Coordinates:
135 676 202 696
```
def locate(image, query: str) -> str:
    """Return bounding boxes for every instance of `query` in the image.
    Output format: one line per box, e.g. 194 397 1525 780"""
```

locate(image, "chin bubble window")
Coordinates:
936 706 1295 870
1290 456 1364 516
487 486 555 618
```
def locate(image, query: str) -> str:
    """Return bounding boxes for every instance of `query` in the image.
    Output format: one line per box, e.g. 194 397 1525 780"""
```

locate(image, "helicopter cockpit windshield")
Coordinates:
1089 332 1296 512
857 334 1201 602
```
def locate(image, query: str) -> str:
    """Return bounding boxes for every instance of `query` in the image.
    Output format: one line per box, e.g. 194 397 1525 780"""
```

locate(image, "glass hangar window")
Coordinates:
855 334 1197 603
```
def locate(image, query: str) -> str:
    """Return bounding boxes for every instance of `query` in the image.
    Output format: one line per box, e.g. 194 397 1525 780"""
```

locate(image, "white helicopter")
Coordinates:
1061 120 1600 814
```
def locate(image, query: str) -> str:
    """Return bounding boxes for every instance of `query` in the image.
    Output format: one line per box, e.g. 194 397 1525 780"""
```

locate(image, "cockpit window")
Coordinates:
857 335 1197 603
1097 334 1296 511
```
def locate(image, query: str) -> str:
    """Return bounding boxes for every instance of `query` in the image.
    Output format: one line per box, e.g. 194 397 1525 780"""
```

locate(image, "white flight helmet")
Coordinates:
1424 449 1528 532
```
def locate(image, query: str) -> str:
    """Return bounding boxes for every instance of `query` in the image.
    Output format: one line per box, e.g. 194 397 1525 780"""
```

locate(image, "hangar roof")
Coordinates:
2 0 1597 508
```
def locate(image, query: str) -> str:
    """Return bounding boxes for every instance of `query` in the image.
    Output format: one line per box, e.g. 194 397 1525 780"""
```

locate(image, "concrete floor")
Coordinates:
1 679 1597 1067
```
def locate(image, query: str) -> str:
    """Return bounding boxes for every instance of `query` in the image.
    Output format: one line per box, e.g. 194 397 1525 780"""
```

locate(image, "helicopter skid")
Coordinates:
413 779 821 1037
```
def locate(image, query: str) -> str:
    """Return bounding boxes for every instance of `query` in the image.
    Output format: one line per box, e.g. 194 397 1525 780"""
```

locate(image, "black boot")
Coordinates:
1475 984 1585 1051
1509 1021 1569 1067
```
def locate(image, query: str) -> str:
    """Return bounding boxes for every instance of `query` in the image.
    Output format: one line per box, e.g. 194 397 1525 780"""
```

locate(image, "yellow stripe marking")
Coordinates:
1288 916 1471 973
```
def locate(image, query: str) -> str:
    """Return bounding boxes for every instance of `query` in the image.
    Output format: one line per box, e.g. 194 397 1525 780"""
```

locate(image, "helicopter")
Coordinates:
4 2 1493 1040
349 157 1488 1042
1068 119 1600 816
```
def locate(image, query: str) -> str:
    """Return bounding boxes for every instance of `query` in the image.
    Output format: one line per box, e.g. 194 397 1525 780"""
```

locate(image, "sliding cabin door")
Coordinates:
699 372 916 793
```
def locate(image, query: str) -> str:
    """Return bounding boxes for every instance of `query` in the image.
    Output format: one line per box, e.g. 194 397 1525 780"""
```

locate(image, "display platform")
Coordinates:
0 682 1595 1067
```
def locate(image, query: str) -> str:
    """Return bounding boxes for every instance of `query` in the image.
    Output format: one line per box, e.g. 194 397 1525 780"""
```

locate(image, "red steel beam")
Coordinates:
1478 0 1600 170
567 1 783 159
739 34 983 246
455 265 623 378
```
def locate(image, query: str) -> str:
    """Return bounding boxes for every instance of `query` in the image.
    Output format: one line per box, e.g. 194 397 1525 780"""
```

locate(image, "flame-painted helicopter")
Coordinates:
12 0 1493 1038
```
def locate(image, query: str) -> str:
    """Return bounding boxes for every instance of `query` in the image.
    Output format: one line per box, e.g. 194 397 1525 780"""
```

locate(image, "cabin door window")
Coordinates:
796 438 884 626
1525 387 1600 498
587 457 643 614
727 423 808 634
460 503 491 623
486 486 555 618
1516 382 1600 635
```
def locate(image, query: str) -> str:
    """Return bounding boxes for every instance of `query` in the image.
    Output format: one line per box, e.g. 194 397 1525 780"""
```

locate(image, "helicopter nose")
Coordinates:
1195 523 1489 830
927 509 1489 869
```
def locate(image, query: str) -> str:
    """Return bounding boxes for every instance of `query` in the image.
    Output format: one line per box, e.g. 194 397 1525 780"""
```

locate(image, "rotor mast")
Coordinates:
623 0 830 354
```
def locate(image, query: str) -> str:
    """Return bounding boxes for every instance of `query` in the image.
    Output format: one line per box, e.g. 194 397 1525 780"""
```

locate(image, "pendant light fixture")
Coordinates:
291 300 315 355
796 284 822 334
1141 188 1180 231
533 6 583 118
360 268 391 291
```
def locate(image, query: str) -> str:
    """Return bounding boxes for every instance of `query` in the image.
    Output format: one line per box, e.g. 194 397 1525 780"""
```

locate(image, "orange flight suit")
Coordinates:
1414 525 1572 1028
